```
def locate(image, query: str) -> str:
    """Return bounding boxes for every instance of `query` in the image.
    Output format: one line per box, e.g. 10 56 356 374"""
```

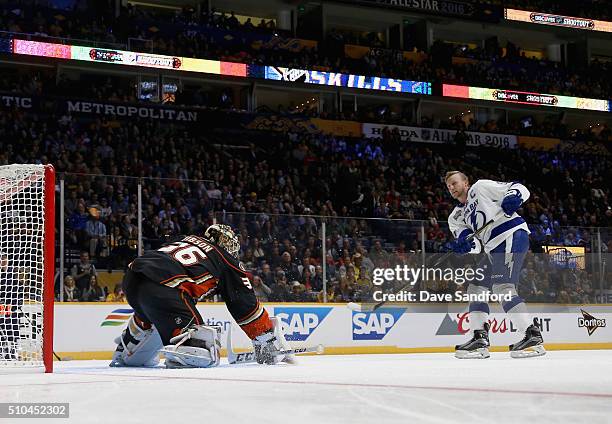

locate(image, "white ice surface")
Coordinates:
2 350 612 424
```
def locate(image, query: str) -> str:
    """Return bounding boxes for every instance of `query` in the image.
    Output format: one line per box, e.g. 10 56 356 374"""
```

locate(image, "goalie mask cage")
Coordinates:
0 164 55 373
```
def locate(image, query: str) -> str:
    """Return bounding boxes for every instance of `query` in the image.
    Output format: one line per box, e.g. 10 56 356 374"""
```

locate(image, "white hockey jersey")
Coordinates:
448 179 530 252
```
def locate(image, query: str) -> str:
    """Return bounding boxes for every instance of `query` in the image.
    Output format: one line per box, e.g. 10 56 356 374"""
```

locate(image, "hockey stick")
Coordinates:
430 210 506 268
227 345 325 365
225 325 324 365
348 211 506 313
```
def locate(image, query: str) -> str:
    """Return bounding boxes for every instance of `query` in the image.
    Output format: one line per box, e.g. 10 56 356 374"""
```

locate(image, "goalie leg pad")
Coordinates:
162 325 221 368
110 315 163 367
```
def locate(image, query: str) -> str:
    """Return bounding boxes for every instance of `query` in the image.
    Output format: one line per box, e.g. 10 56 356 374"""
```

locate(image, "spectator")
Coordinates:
289 281 309 302
63 275 81 302
556 290 571 304
68 203 89 247
317 283 336 303
252 275 272 302
82 275 106 302
106 284 126 302
86 207 108 258
251 238 266 264
260 263 275 287
369 240 389 268
270 271 290 301
336 276 355 302
71 251 97 293
300 266 315 291
311 265 324 292
280 252 300 282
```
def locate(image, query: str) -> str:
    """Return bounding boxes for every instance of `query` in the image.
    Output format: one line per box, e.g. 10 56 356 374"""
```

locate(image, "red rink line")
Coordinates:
6 373 612 400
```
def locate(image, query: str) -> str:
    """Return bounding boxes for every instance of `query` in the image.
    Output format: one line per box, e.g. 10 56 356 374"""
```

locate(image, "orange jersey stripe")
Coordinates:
159 274 189 285
240 308 272 339
178 280 218 300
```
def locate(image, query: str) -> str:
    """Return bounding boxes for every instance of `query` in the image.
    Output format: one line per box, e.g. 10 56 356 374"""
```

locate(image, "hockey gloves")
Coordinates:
501 190 522 215
450 229 476 255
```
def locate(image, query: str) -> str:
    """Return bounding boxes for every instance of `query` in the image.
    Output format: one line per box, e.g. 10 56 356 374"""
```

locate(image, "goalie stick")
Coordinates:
348 211 506 313
225 325 324 365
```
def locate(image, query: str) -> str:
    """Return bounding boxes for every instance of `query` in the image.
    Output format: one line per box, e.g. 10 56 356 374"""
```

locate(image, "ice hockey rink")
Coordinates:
3 350 611 424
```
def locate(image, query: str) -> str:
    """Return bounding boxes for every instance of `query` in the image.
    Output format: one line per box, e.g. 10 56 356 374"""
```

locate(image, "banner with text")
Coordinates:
505 8 612 33
443 84 611 113
0 93 39 110
7 37 432 97
343 0 502 21
53 303 612 356
363 122 518 148
63 99 201 122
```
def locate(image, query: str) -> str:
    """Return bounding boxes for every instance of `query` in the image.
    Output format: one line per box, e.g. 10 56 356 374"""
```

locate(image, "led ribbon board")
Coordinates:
263 66 431 94
10 39 432 96
504 8 612 33
11 39 248 76
443 84 611 112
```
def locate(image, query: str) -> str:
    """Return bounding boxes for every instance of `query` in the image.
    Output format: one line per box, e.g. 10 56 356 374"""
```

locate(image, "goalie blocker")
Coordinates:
110 224 294 368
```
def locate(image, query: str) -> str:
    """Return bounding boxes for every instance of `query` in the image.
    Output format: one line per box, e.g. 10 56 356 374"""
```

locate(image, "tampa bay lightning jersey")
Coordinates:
448 179 530 252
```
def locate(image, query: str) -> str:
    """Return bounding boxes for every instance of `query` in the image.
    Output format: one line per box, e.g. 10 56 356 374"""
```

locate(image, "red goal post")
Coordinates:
0 164 55 373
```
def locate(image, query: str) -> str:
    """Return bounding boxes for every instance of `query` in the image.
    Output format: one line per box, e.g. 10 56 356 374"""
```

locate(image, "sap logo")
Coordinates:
352 308 405 340
273 307 332 341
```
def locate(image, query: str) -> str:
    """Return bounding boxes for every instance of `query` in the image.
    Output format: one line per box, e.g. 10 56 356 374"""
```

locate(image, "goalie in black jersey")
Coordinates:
110 224 293 368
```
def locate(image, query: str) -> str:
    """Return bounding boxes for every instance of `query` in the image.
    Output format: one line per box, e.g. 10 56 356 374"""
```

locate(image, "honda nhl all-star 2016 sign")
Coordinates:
362 123 517 149
344 0 502 21
436 313 552 335
273 307 332 341
352 308 405 340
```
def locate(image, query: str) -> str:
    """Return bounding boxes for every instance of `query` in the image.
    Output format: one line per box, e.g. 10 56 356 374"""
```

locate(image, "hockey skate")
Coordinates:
455 323 490 359
509 318 546 359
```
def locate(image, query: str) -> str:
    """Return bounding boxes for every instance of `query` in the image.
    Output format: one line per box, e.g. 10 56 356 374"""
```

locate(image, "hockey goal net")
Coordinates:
0 164 55 373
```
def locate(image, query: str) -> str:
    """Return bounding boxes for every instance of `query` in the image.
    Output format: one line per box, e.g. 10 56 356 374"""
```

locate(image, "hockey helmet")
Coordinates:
204 224 240 259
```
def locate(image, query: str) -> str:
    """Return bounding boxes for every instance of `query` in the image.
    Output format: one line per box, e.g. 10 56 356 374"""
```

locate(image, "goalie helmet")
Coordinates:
203 224 240 259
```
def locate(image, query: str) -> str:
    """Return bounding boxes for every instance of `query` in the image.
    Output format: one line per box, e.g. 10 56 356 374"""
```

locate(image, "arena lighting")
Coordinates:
504 8 612 32
9 38 432 96
443 84 611 112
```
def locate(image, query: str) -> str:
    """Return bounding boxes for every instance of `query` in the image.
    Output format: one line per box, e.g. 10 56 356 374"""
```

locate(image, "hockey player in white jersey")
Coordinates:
445 171 545 359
